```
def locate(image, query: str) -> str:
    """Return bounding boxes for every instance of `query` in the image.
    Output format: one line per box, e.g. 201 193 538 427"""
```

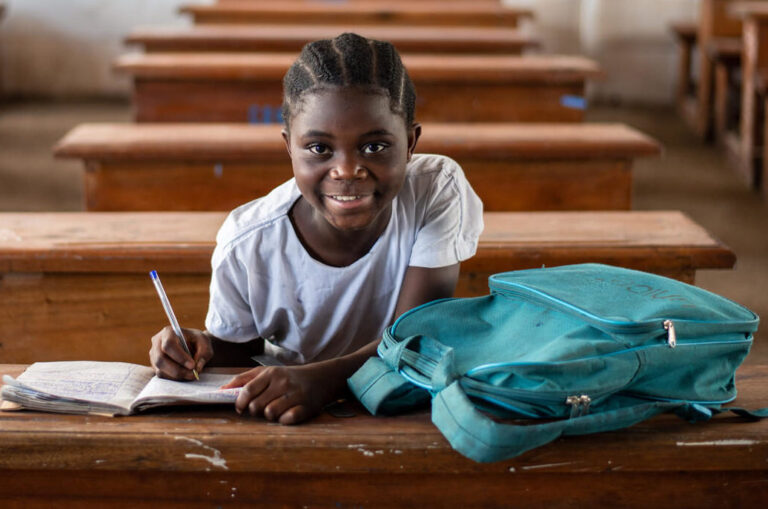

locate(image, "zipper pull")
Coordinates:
663 319 677 348
566 394 591 418
579 395 592 415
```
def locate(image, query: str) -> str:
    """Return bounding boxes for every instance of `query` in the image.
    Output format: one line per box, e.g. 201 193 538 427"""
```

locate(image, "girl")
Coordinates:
149 33 483 424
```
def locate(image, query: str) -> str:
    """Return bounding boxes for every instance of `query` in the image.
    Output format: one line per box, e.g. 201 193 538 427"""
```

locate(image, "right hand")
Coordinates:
150 326 214 380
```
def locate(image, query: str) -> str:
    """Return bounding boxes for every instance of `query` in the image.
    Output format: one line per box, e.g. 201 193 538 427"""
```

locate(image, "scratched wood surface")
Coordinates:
1 363 767 507
0 211 735 364
53 122 661 211
179 1 531 27
114 53 601 123
126 24 539 55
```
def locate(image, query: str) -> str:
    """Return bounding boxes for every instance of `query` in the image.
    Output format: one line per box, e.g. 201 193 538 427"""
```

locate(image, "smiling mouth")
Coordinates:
330 195 363 202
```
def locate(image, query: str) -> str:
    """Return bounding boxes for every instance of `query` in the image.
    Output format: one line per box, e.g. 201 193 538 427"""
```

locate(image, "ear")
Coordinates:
281 129 292 158
406 123 421 162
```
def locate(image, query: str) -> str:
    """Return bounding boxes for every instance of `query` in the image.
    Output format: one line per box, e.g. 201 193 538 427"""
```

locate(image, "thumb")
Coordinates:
220 370 257 389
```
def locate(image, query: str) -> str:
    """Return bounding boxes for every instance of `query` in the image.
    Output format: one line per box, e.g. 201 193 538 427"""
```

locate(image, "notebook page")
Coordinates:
3 361 155 414
131 372 239 411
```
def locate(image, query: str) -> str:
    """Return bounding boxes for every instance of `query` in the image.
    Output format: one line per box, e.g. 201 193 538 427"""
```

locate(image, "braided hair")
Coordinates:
282 33 416 129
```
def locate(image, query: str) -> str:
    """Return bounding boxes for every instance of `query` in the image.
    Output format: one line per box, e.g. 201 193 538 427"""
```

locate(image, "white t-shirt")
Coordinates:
205 153 484 365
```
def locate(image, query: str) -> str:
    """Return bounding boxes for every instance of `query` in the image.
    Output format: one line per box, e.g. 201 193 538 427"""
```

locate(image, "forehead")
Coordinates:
290 87 406 135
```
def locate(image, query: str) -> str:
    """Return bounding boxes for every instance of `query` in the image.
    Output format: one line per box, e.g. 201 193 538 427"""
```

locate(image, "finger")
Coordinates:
189 333 213 372
263 393 297 422
278 405 312 425
234 371 273 414
221 368 261 389
160 328 195 370
150 350 193 380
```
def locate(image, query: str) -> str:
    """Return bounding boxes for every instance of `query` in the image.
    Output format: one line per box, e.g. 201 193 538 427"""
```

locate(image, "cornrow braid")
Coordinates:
282 33 416 129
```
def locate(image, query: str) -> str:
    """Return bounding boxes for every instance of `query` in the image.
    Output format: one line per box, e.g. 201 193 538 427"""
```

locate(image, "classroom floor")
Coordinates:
1 99 767 364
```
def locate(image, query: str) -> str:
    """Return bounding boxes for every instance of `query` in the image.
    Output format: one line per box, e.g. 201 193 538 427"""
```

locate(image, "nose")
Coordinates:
329 152 368 180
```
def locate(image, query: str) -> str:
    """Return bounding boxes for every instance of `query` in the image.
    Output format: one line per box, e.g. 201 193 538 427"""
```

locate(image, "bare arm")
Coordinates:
223 263 461 424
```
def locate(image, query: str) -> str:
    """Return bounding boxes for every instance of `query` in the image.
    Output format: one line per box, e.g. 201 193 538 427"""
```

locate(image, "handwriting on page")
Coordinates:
138 373 240 403
16 361 154 405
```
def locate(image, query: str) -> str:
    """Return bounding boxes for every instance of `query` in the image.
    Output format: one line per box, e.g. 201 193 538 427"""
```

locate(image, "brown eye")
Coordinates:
362 143 387 154
308 143 330 155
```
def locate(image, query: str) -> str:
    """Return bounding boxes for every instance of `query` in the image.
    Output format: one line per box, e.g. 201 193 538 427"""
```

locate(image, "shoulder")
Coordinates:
215 179 299 254
401 153 472 204
405 153 464 181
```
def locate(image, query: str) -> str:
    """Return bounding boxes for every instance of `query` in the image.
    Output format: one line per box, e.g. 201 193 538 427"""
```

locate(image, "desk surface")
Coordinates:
0 211 734 274
114 53 602 83
53 123 661 161
1 363 767 507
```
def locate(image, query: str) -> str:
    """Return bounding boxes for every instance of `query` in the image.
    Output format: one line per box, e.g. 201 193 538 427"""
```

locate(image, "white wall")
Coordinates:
506 0 700 105
1 0 699 105
0 0 208 97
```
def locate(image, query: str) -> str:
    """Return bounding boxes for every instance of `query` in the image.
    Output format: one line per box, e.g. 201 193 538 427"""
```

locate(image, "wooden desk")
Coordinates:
729 2 768 191
53 122 661 212
671 22 697 110
1 362 767 507
681 0 742 140
709 37 743 145
179 1 531 28
113 53 602 123
126 24 539 55
0 211 735 364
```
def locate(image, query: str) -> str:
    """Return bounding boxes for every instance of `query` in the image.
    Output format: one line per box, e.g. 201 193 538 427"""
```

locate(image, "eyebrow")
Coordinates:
299 128 395 139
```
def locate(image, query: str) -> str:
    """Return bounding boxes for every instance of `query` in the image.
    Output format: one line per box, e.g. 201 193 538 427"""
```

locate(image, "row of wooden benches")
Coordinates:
672 0 768 196
53 122 661 211
0 210 735 365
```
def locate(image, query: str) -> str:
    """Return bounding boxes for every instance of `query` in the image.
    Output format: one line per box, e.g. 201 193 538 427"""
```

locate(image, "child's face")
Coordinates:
283 87 419 233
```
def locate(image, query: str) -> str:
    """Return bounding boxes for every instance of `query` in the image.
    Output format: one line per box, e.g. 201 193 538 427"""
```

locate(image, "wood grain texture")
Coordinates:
126 24 539 55
0 211 735 363
178 1 531 27
113 53 601 123
53 122 661 212
0 363 766 507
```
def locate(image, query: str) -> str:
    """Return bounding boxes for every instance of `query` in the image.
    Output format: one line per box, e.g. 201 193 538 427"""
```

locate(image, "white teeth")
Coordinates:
331 195 361 202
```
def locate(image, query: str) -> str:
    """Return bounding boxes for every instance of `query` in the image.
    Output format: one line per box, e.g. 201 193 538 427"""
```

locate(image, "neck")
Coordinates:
289 198 392 267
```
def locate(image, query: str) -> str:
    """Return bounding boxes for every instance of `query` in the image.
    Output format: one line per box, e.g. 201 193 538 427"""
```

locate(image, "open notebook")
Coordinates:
1 361 240 416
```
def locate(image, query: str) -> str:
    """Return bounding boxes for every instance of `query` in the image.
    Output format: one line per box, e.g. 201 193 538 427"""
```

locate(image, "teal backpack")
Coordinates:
348 264 765 462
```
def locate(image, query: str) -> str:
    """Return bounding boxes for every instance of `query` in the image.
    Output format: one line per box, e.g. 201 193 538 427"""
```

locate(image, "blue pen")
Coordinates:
149 270 199 380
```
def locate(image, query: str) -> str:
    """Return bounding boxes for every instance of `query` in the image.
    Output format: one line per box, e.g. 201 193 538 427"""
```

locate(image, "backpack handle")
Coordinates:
432 381 684 463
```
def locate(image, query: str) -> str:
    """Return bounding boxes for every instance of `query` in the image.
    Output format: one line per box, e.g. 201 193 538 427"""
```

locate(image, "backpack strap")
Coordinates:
347 357 430 415
432 381 687 463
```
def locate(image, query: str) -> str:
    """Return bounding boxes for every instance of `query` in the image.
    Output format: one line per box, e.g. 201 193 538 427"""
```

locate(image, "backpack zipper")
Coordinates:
565 394 592 417
663 319 677 348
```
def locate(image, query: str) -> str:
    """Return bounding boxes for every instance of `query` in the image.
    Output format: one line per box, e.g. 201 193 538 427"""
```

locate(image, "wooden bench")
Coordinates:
125 24 539 55
113 53 601 123
1 362 766 507
52 122 661 212
0 211 735 364
670 22 697 110
710 37 743 145
728 2 768 190
179 1 532 28
679 0 742 140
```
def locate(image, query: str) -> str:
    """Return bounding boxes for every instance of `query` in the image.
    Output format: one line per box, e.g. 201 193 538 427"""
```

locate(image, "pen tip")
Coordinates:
149 270 157 278
193 369 200 381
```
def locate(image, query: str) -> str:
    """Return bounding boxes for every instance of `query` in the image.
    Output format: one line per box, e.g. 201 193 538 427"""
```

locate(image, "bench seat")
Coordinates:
178 1 532 27
53 122 661 211
126 24 539 55
0 211 734 364
114 53 602 123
